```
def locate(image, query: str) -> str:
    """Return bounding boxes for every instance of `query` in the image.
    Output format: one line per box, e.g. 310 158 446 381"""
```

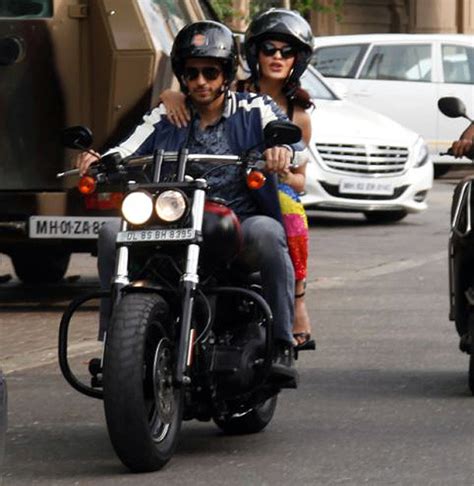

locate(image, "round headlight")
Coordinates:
121 191 153 225
155 190 187 222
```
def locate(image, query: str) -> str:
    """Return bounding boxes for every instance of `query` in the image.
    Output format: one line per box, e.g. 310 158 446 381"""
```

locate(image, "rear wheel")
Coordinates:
213 396 277 435
103 293 182 472
364 210 407 224
10 248 70 283
468 312 474 396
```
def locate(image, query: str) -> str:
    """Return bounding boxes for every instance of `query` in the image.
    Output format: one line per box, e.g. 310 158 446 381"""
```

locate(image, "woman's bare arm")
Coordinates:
159 89 189 127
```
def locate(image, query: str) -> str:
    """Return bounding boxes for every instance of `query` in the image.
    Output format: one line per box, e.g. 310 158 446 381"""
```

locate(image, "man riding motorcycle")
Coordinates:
75 20 307 384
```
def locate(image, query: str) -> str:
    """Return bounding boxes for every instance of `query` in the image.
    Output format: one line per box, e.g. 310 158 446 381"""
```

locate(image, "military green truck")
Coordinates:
0 0 214 283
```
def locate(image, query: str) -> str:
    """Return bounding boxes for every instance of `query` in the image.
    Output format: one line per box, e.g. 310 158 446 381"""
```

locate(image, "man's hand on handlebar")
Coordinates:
75 150 101 176
450 138 474 159
263 146 292 177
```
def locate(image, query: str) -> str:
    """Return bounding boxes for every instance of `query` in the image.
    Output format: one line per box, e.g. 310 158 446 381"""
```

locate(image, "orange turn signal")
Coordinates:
246 170 266 190
78 175 97 195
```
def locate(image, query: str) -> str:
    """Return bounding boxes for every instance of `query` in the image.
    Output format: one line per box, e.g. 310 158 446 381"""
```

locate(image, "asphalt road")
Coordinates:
1 176 474 485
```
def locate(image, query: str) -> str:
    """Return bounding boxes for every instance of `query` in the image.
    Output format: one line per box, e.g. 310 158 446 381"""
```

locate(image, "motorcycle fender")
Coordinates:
120 280 169 295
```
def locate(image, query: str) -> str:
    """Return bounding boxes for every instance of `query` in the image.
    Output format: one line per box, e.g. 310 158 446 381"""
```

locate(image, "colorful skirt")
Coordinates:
278 183 309 281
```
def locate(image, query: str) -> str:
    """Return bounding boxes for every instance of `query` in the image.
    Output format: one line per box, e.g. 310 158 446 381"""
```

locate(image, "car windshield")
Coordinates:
300 66 338 101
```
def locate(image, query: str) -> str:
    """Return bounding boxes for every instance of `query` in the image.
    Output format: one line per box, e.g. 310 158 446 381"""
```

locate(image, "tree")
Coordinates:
209 0 344 23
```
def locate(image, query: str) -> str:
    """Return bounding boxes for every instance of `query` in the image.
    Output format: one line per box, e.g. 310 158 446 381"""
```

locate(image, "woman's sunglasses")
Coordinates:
260 41 297 59
183 66 222 81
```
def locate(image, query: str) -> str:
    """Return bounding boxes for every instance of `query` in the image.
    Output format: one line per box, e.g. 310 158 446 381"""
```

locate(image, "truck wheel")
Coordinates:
364 210 407 224
213 396 277 435
103 293 182 472
10 248 70 284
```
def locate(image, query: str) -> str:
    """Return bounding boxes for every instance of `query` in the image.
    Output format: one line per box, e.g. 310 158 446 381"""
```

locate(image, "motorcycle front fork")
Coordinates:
110 189 206 387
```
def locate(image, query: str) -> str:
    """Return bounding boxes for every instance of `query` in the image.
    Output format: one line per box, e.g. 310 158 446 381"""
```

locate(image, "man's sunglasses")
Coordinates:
183 66 222 81
260 41 297 59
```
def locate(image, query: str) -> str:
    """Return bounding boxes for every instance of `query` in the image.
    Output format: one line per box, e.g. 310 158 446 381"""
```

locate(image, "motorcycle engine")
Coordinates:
210 321 265 393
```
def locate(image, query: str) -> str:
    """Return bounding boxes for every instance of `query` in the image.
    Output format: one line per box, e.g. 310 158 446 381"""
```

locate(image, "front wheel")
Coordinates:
213 396 277 435
10 247 70 283
103 293 182 472
364 210 407 224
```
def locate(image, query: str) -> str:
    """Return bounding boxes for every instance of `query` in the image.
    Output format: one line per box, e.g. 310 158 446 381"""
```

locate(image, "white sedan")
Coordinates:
300 66 434 223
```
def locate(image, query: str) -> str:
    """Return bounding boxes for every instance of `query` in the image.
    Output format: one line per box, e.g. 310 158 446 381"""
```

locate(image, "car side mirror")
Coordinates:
62 126 93 150
264 120 302 147
438 97 468 119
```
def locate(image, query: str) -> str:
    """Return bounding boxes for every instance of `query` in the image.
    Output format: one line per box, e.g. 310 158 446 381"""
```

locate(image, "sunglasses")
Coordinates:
183 66 222 81
260 41 297 59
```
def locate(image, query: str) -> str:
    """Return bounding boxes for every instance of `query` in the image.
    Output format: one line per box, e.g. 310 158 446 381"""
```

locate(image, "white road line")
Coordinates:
307 250 446 290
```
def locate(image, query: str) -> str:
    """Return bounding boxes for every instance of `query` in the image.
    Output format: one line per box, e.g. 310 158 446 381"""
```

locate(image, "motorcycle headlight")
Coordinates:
121 191 153 225
155 190 187 223
413 137 430 168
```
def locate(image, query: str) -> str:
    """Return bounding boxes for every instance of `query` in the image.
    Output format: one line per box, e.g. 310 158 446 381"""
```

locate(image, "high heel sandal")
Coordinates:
293 291 316 351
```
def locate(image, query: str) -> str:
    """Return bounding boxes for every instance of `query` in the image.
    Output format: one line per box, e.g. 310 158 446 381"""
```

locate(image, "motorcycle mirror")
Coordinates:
264 120 302 147
438 97 468 119
62 126 93 151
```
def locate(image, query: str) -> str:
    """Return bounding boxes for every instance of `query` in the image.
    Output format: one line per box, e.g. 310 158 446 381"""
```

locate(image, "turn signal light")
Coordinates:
246 170 266 190
78 175 96 195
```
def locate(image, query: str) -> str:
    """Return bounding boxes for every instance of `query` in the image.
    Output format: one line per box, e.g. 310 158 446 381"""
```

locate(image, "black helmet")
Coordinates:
244 9 313 95
171 21 238 91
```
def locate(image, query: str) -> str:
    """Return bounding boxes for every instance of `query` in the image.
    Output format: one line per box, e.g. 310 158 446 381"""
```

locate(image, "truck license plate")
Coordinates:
117 228 195 243
29 216 119 239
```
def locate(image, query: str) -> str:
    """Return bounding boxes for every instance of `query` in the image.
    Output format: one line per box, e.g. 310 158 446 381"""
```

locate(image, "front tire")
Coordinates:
213 396 277 435
10 248 70 284
364 210 407 224
103 293 182 472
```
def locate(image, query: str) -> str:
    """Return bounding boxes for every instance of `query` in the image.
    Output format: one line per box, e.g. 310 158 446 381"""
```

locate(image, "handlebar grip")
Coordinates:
57 168 80 178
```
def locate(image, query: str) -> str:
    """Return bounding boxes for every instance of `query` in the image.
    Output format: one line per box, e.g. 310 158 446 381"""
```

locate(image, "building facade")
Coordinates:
229 0 474 35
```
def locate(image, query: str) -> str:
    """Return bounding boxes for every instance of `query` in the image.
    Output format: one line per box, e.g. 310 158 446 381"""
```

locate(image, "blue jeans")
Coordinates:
97 215 294 344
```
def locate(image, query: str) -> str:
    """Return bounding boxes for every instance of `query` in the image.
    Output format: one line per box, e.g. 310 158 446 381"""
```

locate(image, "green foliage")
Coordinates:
209 0 344 23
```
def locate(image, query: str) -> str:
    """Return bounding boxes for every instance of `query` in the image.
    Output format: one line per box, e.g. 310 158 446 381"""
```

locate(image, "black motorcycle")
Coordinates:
438 96 474 395
58 121 301 472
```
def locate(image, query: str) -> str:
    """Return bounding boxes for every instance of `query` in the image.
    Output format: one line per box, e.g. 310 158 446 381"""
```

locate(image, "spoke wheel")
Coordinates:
103 293 183 472
150 338 174 442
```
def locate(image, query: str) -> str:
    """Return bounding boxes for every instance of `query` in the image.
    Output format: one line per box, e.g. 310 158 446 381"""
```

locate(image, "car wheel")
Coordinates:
434 164 452 178
364 210 408 224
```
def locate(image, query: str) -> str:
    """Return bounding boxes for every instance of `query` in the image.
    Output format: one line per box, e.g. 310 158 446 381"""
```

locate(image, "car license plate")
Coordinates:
117 228 195 244
29 216 119 239
339 178 394 196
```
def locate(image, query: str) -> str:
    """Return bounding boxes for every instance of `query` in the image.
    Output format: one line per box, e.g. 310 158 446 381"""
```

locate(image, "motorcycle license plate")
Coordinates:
29 216 119 239
339 178 394 196
117 228 195 243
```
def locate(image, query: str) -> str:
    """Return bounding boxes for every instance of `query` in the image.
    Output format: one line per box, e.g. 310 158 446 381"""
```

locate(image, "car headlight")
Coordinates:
121 191 154 225
413 137 430 168
155 190 187 222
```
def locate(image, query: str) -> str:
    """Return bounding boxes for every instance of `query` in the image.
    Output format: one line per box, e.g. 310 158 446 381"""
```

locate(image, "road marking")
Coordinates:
307 250 445 290
3 341 102 375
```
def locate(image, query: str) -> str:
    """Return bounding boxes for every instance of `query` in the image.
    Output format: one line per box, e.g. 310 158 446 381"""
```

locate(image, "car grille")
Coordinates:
316 143 409 175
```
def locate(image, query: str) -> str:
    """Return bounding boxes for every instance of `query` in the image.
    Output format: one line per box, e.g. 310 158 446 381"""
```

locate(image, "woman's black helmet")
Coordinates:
244 9 314 95
171 21 238 92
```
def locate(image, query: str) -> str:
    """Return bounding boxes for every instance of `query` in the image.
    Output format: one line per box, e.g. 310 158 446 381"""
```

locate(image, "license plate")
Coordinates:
117 228 195 243
29 216 119 239
339 178 394 196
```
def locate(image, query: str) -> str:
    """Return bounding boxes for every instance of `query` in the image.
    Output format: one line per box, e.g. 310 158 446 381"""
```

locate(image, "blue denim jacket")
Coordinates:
106 91 307 224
